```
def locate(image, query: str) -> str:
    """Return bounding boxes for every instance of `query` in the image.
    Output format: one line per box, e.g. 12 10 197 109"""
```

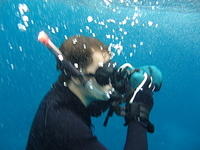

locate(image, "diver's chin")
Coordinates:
85 91 110 103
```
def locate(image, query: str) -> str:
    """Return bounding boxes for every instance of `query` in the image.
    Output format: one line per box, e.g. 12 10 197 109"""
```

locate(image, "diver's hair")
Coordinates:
57 35 109 71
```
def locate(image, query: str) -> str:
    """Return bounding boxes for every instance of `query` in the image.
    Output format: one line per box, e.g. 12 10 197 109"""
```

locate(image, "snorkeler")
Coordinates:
26 31 162 150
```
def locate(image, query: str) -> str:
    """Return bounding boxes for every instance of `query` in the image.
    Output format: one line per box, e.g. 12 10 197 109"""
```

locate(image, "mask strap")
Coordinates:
83 73 95 78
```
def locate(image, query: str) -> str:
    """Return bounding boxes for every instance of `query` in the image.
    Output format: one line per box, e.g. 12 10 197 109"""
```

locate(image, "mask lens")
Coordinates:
95 67 110 85
83 72 109 86
95 61 116 86
84 61 116 86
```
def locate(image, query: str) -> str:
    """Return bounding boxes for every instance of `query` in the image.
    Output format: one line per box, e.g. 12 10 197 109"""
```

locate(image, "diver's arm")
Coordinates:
123 75 154 150
115 64 161 150
124 121 148 150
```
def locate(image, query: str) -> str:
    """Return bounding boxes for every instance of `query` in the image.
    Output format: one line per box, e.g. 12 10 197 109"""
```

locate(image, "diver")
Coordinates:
26 31 162 150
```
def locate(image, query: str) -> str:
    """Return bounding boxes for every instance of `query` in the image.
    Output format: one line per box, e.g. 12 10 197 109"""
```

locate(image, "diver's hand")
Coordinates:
125 74 155 133
111 64 133 94
87 100 110 117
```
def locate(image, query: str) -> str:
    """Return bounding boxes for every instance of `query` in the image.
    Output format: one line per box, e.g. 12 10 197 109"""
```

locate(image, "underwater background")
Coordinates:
0 0 200 150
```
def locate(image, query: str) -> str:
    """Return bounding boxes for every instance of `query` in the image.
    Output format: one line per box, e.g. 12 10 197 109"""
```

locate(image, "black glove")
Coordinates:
125 74 155 133
111 67 132 94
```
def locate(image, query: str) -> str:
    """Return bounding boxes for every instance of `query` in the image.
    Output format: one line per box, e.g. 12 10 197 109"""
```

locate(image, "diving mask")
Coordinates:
84 61 117 86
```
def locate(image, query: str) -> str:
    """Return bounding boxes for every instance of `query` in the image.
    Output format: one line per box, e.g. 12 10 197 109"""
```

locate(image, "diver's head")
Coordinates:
57 35 110 76
57 35 113 106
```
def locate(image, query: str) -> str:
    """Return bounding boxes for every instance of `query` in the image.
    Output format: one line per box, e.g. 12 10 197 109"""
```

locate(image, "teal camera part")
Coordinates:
129 65 163 92
129 70 145 89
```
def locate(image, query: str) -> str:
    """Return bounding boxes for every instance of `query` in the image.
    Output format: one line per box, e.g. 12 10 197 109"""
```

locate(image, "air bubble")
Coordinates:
103 0 112 6
24 22 28 27
64 35 68 40
63 24 67 29
87 16 93 23
119 28 123 32
10 64 14 70
135 6 139 11
119 19 127 25
55 27 59 33
22 15 29 22
148 21 153 26
133 44 137 48
155 24 159 28
51 27 55 34
83 44 86 49
18 3 29 15
107 19 116 23
74 63 79 68
31 20 34 24
19 46 23 52
72 38 78 44
17 23 26 31
1 24 4 31
98 21 105 26
8 42 13 49
131 22 135 26
85 26 90 30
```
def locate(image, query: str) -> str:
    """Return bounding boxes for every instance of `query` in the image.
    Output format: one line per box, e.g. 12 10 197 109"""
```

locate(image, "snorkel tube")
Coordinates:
38 31 63 61
38 31 110 102
38 31 85 83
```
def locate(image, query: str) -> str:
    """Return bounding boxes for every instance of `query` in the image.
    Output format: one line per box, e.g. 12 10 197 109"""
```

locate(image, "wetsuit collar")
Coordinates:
53 78 92 127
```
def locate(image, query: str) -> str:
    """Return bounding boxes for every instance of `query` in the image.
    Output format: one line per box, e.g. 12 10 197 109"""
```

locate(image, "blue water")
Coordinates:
1 0 200 150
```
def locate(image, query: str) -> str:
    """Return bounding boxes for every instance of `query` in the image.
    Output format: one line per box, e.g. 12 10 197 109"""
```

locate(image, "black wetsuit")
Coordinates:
26 80 148 150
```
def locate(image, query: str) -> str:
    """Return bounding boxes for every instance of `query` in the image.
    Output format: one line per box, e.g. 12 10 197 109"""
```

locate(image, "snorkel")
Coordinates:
38 31 84 81
38 31 111 102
